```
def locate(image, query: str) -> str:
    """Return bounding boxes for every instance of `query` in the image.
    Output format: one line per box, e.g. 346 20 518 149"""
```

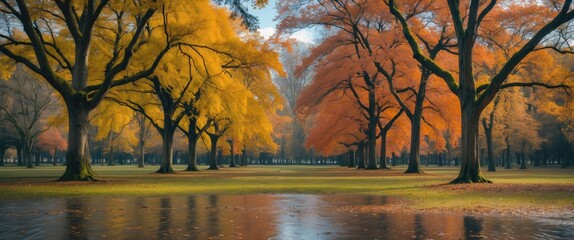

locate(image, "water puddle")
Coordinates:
0 194 572 239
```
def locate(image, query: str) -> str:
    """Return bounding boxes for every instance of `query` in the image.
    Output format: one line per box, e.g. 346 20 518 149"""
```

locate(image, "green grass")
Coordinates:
0 165 573 212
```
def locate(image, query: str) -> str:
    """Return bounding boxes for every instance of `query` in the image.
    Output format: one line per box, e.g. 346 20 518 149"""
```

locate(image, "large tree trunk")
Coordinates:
59 102 95 181
450 105 490 183
156 123 176 173
185 135 199 171
207 135 219 170
379 132 389 169
405 114 423 173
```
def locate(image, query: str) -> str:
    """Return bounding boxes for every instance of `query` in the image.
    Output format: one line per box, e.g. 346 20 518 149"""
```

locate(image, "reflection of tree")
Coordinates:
65 198 87 240
463 216 484 239
158 198 172 238
187 196 198 235
207 195 220 238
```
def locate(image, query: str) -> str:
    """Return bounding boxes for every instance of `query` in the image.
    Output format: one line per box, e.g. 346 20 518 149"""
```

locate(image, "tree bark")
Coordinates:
52 147 58 166
379 132 389 169
482 119 495 172
156 128 175 173
24 140 33 169
347 150 355 168
16 145 22 166
185 136 199 171
405 114 423 173
0 146 5 166
138 140 145 168
35 151 40 166
505 139 512 169
207 134 220 170
366 88 378 170
450 105 490 183
357 143 366 169
240 148 247 166
59 101 95 181
228 139 237 167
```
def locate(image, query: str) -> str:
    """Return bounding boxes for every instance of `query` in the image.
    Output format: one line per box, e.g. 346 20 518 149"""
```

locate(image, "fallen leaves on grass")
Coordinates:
427 183 574 193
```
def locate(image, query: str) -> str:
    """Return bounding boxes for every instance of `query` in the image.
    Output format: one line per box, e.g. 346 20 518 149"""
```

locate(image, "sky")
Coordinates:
249 0 315 44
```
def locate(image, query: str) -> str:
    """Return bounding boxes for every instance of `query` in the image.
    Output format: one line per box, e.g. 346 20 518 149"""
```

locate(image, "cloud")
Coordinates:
258 27 276 39
291 29 315 44
257 27 315 44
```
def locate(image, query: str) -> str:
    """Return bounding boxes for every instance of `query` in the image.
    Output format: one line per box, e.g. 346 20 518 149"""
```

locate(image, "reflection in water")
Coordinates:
158 198 171 239
65 198 87 240
0 194 572 239
464 216 484 239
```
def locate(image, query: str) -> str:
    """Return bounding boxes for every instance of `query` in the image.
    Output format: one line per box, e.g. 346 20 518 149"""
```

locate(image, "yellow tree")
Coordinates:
388 0 574 183
0 0 271 180
90 100 137 166
0 1 178 180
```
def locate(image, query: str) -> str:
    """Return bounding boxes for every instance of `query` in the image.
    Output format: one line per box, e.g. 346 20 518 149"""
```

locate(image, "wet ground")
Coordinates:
0 194 572 239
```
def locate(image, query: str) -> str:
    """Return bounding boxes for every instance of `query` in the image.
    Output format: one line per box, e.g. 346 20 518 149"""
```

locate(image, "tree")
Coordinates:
480 96 501 172
91 101 137 166
0 1 178 180
0 0 268 180
0 66 55 168
36 127 67 166
278 0 458 172
387 0 574 183
135 113 152 168
206 118 232 170
274 43 314 162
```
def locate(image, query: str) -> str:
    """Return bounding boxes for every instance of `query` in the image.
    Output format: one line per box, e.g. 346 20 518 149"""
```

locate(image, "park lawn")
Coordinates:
0 165 573 216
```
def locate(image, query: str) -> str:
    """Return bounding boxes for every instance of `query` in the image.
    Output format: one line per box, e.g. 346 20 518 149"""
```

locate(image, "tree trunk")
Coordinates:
156 128 175 173
24 141 33 168
52 147 58 166
208 134 219 170
347 150 355 168
240 148 247 166
520 141 527 169
405 114 423 173
59 102 95 181
35 151 41 166
107 145 115 166
357 143 366 169
0 146 5 166
366 92 378 170
16 145 22 166
482 119 495 172
138 141 145 168
185 135 199 171
379 132 389 169
228 139 237 167
505 141 512 169
450 105 490 183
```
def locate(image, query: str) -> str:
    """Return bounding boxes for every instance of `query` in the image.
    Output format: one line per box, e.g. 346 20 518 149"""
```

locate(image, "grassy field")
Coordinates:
0 165 573 215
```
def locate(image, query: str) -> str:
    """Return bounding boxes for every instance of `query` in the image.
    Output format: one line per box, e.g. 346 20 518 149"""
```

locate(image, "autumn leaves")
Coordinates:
0 0 282 179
